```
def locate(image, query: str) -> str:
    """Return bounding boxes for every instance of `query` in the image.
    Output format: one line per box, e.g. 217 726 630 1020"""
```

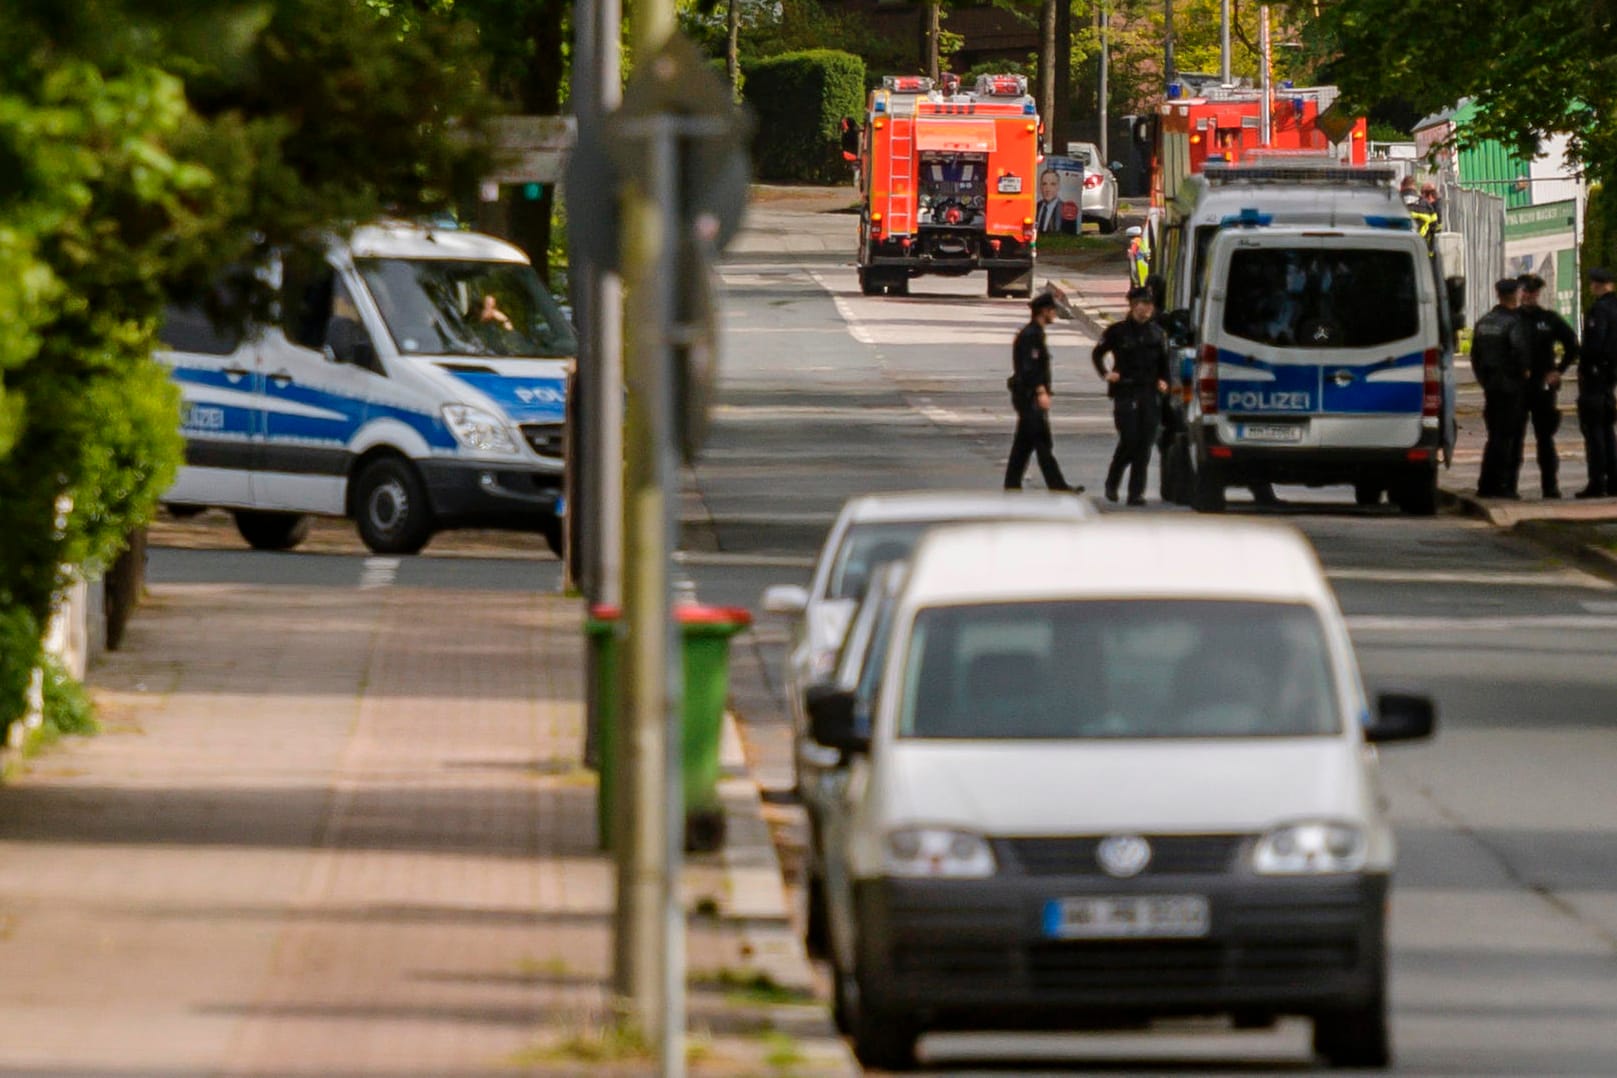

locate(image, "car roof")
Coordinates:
347 222 531 264
840 490 1095 526
903 517 1332 606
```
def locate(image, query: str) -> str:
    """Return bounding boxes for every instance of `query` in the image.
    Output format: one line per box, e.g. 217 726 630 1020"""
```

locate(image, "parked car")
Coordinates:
806 516 1434 1071
1067 141 1120 234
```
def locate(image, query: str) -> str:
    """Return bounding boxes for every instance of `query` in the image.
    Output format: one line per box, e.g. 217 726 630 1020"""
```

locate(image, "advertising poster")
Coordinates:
1035 156 1086 235
1505 199 1579 320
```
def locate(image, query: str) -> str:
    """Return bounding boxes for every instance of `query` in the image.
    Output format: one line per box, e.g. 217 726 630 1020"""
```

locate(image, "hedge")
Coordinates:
743 49 865 184
1584 182 1616 311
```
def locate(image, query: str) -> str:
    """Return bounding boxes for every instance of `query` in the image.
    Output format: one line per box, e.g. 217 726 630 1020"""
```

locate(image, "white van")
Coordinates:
158 222 573 555
1191 224 1453 513
807 517 1433 1071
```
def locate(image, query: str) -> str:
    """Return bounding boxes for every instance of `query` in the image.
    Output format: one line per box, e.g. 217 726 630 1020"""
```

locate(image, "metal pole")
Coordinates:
1259 6 1272 146
1164 0 1176 94
1220 0 1232 86
1098 4 1109 165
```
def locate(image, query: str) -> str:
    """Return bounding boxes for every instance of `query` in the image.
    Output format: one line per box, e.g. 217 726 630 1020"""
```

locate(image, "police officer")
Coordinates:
1576 267 1617 498
1004 292 1081 492
1515 273 1580 498
1093 286 1170 505
1470 278 1533 498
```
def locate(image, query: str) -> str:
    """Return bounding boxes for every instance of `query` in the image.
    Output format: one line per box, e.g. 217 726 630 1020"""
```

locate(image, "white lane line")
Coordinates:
359 557 400 590
1346 614 1617 632
1580 599 1617 614
1328 567 1613 591
674 551 817 570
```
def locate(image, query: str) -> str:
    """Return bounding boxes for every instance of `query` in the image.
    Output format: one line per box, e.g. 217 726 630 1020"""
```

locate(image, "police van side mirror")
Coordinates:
1162 308 1195 346
1446 277 1467 331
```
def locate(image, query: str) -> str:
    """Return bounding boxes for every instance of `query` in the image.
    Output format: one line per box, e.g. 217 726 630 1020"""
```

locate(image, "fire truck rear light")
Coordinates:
1026 123 1036 132
989 239 1001 252
1197 344 1219 414
900 238 911 248
1022 217 1034 226
1421 348 1441 417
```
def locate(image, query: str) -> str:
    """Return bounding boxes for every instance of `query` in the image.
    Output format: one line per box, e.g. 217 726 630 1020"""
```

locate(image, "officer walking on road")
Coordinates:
1004 293 1082 492
1470 278 1533 499
1577 267 1617 498
1516 273 1580 498
1093 286 1170 505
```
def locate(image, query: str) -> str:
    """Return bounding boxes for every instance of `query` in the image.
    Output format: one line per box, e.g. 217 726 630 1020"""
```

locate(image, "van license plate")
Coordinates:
1239 423 1304 443
1044 895 1210 940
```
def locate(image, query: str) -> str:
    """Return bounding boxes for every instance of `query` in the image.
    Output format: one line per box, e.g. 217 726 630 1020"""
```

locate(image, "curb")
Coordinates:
1511 519 1617 587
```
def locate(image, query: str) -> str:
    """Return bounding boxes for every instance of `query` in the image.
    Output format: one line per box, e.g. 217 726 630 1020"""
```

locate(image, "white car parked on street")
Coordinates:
805 517 1434 1071
1067 141 1120 234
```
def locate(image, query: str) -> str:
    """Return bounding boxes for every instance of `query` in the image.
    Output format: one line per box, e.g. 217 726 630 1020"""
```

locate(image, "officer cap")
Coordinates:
1029 293 1058 313
1494 278 1522 297
1126 285 1155 304
1591 267 1616 284
1517 273 1546 292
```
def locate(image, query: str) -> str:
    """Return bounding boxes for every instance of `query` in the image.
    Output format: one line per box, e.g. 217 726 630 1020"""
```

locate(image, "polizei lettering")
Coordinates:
1224 389 1311 412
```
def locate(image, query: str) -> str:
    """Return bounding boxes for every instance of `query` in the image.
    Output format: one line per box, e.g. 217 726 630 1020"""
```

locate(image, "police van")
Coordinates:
158 222 574 555
1189 219 1460 513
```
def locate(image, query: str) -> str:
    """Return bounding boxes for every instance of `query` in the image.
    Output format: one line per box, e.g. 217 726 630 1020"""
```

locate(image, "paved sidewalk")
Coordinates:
1052 261 1617 527
0 582 853 1075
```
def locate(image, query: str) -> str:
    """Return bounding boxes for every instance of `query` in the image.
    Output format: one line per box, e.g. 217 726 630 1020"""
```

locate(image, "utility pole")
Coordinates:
1259 5 1273 145
1164 0 1176 94
1220 0 1232 86
1098 3 1110 165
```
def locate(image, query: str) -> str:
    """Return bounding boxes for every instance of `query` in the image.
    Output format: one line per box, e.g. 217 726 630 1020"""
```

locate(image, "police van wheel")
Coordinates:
1354 481 1384 507
233 511 311 552
354 458 434 555
540 514 564 558
1393 467 1438 517
1192 468 1227 513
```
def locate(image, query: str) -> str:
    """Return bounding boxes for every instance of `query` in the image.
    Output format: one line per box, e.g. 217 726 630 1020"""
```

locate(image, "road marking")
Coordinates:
359 557 400 590
674 551 817 570
1580 599 1617 614
1328 567 1613 591
1346 614 1617 632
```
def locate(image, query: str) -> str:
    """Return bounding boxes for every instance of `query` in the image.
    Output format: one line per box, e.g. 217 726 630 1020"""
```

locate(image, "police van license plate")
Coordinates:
1044 895 1210 940
1238 422 1305 444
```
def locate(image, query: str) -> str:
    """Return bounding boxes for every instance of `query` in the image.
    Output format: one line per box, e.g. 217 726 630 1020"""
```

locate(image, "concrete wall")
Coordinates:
9 574 106 747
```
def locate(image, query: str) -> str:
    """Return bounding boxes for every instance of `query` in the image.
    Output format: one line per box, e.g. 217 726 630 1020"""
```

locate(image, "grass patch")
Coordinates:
691 968 818 1007
509 1016 651 1066
1036 231 1126 257
42 657 97 738
759 1029 805 1070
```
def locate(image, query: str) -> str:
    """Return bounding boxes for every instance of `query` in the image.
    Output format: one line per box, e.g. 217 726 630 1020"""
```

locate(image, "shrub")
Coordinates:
744 49 865 184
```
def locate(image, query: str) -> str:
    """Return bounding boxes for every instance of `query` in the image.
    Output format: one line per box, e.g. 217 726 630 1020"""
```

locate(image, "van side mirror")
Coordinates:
1124 226 1143 239
1110 161 1123 173
807 684 868 754
762 584 809 616
1162 307 1194 345
1445 277 1467 331
1366 692 1436 744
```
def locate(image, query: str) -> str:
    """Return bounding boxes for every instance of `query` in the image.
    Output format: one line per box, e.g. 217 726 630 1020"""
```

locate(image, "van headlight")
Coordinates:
1252 822 1367 875
442 405 517 454
884 827 996 879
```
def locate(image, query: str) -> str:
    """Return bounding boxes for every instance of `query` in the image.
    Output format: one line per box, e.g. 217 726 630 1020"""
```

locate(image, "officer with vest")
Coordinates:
1470 278 1534 498
1515 273 1580 498
1410 183 1442 251
1577 267 1617 497
1004 293 1081 492
1093 286 1170 504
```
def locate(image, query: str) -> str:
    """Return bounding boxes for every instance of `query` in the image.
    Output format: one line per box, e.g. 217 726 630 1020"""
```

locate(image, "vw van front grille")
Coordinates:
1002 835 1248 877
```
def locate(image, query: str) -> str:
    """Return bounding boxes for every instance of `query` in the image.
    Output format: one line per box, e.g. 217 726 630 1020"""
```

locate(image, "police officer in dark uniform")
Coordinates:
1577 267 1617 497
1515 273 1580 498
1093 286 1170 504
1470 278 1533 498
1004 292 1081 492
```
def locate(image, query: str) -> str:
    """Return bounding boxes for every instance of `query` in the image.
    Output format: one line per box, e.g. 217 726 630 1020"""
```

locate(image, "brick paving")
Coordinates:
0 582 853 1076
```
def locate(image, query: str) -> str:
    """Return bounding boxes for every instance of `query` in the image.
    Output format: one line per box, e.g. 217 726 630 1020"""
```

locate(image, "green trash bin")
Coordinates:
587 603 752 853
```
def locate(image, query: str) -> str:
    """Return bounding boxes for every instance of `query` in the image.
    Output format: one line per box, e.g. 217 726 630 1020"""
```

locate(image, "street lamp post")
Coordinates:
1164 0 1176 93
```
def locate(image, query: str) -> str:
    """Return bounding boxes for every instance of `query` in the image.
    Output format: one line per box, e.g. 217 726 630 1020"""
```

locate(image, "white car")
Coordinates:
761 490 1094 804
806 517 1434 1071
1067 141 1120 234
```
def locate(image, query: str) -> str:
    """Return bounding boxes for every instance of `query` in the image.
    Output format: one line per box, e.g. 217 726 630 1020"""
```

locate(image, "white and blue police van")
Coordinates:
1151 161 1463 512
157 222 573 555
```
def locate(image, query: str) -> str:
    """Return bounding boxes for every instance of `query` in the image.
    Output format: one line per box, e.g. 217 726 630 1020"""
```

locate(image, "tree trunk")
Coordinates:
726 0 740 97
1053 0 1072 154
925 0 941 80
1038 0 1057 149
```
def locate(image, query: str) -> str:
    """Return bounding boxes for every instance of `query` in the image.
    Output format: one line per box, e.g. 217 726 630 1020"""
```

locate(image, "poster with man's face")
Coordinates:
1036 156 1085 234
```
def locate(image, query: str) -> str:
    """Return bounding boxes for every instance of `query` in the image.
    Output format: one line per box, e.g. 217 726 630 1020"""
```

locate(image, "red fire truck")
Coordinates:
857 74 1042 298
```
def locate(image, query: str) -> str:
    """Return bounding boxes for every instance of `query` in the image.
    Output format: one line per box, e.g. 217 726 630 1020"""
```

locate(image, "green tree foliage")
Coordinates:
0 1 493 732
1286 0 1615 182
744 49 866 183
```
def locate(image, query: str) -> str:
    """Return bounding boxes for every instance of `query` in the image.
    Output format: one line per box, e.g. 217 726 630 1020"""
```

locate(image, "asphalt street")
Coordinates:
146 201 1617 1074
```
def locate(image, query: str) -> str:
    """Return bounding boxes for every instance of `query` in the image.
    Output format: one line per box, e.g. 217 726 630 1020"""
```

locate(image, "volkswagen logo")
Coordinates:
1332 369 1355 387
1096 835 1152 878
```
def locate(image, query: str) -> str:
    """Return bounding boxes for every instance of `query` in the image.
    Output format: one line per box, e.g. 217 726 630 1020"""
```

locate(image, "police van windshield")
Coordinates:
356 258 577 358
898 599 1341 740
1222 247 1418 349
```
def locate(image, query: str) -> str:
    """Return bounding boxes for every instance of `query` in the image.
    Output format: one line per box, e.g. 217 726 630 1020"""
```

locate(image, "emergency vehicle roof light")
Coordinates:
1024 101 1036 114
1220 208 1273 227
1205 162 1396 188
884 75 934 93
974 74 1027 97
1363 215 1414 231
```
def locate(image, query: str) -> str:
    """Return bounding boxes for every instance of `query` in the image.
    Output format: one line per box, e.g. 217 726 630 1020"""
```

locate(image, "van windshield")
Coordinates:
898 600 1341 740
356 258 577 358
1221 247 1418 349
